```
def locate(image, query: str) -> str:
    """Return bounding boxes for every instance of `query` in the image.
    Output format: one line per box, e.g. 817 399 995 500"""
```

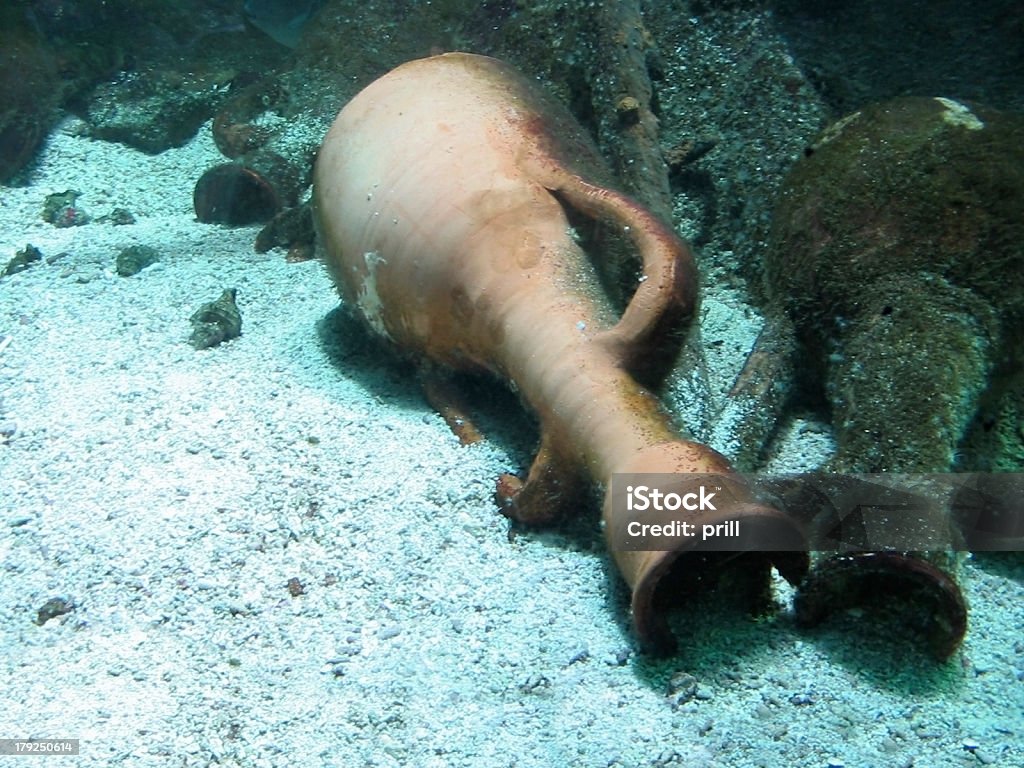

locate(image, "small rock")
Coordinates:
35 596 75 625
335 639 362 657
98 207 136 225
564 648 589 667
254 201 315 253
189 288 242 349
115 244 160 276
2 244 43 277
667 671 699 706
880 738 901 753
518 674 550 693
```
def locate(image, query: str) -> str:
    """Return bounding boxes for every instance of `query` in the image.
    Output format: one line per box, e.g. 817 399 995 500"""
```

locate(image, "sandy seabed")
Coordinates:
1 120 1022 767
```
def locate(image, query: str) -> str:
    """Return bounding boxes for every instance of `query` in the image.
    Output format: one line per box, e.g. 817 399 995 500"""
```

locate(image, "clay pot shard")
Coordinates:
194 151 306 227
313 52 809 651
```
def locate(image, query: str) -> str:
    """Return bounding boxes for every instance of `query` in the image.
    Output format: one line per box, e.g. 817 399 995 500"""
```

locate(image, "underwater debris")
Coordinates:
115 244 160 277
193 151 305 226
189 288 242 350
2 244 43 278
42 190 90 228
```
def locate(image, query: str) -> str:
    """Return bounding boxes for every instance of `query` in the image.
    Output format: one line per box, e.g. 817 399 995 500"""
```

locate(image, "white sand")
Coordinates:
1 120 1022 767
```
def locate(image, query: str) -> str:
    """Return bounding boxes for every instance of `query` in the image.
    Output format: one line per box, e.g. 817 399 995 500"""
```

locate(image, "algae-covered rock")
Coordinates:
189 288 242 349
766 97 1024 472
254 202 315 255
2 244 43 278
42 190 90 228
85 68 228 155
98 207 137 226
115 244 160 276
